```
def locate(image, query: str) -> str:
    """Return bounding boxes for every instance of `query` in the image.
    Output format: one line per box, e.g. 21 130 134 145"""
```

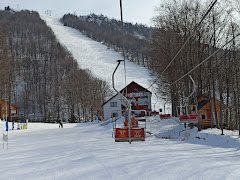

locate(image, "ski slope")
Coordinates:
1 118 240 179
40 15 170 112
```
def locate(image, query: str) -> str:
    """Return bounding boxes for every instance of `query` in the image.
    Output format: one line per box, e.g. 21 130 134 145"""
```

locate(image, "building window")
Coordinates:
110 102 117 107
201 114 206 120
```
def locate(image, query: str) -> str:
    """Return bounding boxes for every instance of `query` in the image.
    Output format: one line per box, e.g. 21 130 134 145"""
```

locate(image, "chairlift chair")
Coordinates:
176 75 199 125
111 60 146 143
113 109 146 142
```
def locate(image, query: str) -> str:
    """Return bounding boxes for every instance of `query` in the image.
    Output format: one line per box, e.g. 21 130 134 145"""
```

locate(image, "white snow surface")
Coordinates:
40 15 170 112
1 118 240 179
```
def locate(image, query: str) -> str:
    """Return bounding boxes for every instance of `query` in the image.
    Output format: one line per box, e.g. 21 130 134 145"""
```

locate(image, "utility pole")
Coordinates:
112 0 132 143
119 0 127 87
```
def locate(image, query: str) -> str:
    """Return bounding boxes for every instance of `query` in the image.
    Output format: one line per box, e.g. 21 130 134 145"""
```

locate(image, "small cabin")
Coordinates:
197 94 228 128
102 81 152 120
0 99 19 121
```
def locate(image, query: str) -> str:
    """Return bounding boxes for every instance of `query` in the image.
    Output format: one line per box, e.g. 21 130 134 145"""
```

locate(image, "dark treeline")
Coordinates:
151 0 240 130
0 10 111 122
61 13 151 67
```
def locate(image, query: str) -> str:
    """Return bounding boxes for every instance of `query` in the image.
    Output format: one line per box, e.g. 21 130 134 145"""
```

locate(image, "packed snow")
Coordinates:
1 117 240 179
40 15 170 113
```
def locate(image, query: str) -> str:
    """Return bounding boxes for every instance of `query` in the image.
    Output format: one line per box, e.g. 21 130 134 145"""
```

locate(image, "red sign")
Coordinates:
131 128 145 138
115 128 128 138
124 119 139 128
179 114 198 123
115 128 145 140
160 114 171 119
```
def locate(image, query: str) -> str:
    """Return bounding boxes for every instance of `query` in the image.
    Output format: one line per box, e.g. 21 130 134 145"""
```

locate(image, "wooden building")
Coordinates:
0 99 19 121
197 94 228 128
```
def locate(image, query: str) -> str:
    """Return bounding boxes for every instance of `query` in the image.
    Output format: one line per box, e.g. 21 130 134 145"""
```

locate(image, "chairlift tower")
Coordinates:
112 60 132 143
111 1 131 143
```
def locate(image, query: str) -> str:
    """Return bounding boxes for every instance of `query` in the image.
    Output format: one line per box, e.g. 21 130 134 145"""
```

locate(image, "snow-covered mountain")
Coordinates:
40 15 170 112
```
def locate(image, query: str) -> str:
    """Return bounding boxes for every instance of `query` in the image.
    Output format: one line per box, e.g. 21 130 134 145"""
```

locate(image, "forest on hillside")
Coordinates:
0 10 111 122
61 13 151 67
151 0 240 130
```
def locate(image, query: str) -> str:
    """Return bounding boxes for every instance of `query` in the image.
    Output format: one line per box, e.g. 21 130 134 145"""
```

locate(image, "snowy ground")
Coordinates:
1 118 240 180
40 15 170 113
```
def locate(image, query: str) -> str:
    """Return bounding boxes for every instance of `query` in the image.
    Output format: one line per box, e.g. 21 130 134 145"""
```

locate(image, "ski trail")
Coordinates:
40 15 170 112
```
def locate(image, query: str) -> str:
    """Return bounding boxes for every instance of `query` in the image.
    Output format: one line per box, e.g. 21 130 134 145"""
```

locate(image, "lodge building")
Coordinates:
102 81 152 120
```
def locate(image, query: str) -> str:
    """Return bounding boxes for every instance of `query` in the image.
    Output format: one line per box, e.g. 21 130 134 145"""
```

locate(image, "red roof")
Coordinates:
120 81 151 95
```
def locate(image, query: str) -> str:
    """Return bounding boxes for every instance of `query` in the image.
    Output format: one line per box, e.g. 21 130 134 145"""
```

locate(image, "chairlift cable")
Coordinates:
147 0 218 90
170 32 240 86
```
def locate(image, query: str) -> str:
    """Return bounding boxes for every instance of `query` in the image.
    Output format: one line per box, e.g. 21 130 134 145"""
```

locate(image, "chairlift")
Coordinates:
176 75 199 124
111 56 147 142
113 109 146 142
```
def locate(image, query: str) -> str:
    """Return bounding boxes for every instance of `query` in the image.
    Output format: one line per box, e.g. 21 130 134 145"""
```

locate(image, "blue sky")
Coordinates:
1 0 161 25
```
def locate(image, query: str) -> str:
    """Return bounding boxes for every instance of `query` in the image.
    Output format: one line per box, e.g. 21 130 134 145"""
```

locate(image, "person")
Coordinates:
6 120 8 132
59 120 63 128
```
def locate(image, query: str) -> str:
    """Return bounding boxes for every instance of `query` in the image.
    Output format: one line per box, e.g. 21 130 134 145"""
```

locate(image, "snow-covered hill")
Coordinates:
40 15 170 113
1 118 240 179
